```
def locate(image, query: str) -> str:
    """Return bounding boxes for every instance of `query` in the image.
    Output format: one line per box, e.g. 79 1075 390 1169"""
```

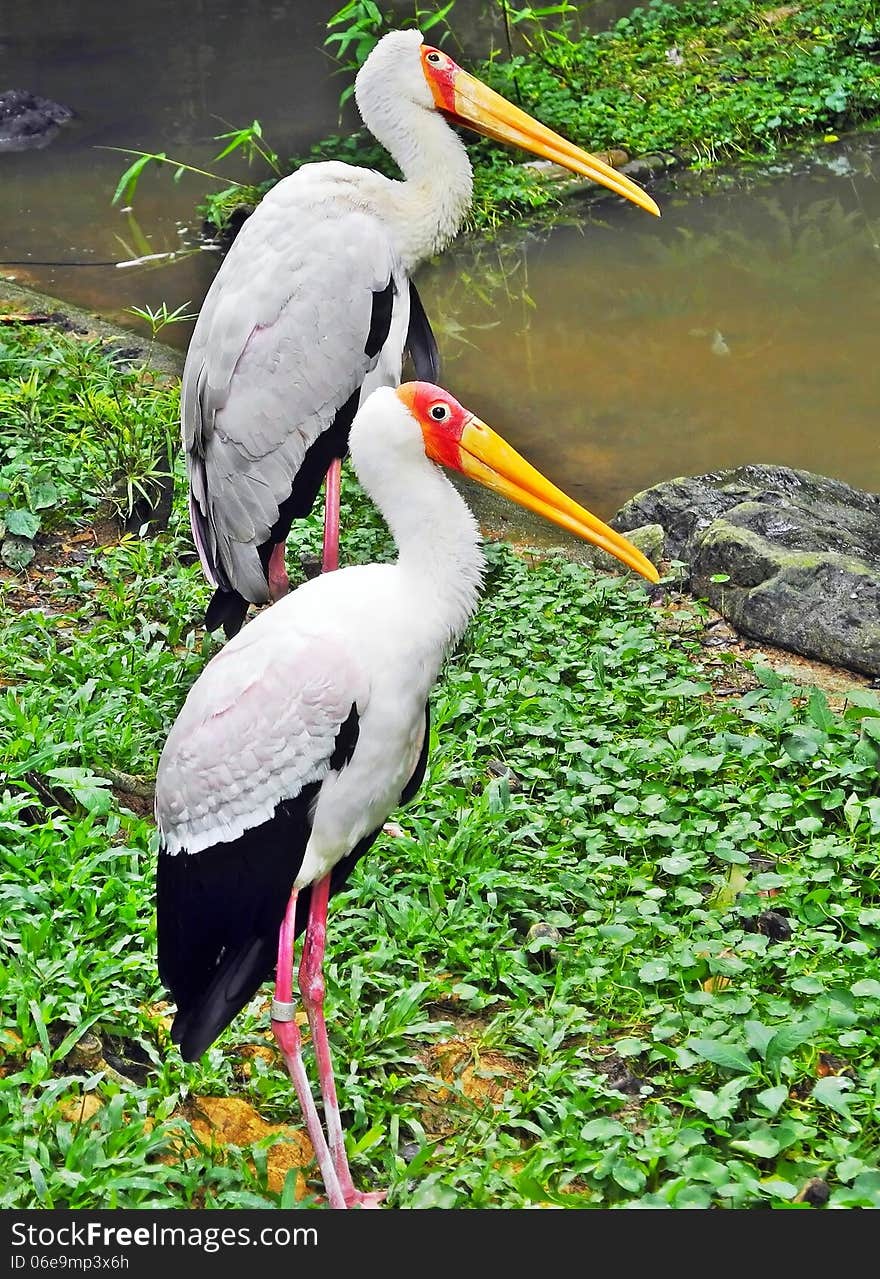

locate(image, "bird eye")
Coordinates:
429 402 451 421
426 51 442 64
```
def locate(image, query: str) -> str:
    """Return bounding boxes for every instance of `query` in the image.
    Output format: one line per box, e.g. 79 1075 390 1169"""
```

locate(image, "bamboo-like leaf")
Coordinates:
111 153 166 206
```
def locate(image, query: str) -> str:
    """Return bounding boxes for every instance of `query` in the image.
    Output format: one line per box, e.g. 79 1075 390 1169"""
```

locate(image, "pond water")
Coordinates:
2 1 878 518
421 139 880 516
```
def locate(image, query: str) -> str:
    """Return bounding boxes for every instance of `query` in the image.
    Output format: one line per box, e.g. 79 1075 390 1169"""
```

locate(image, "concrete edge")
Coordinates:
0 277 183 377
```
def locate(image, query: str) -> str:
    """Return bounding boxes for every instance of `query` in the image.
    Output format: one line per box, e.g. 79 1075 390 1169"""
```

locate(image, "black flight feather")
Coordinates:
364 277 395 359
405 280 440 382
204 588 249 639
401 702 430 805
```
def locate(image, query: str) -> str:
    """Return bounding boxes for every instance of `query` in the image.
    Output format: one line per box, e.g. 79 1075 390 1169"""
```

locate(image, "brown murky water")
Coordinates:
2 2 878 517
418 140 880 515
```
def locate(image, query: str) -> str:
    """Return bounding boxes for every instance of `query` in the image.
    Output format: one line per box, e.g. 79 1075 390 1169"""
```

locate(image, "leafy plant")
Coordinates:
0 323 180 541
239 0 880 235
107 122 283 239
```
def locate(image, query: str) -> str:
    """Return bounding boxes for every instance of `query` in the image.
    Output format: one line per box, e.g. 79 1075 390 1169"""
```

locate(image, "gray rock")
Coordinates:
0 90 74 151
613 465 880 676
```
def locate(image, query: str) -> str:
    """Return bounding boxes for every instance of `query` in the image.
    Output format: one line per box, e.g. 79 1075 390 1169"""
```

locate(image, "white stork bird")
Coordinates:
156 380 659 1209
183 28 660 638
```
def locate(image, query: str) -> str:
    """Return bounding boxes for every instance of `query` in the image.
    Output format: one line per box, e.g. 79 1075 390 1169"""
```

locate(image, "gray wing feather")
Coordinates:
155 621 370 856
182 175 408 602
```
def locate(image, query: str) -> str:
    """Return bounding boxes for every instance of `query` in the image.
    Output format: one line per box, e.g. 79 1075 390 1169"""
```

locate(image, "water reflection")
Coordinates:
0 1 357 326
413 141 880 515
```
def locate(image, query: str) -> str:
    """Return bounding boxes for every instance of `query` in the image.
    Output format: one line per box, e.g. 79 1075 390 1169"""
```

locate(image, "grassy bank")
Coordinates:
2 319 880 1209
187 0 880 236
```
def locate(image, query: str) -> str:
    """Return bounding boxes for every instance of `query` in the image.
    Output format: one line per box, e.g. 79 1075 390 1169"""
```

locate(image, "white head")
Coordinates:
352 28 473 258
348 383 661 584
351 28 660 218
348 384 435 508
355 29 434 121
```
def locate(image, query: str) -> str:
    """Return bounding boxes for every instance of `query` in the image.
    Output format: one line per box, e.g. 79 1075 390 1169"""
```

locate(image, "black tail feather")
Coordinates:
158 706 431 1061
162 833 383 1064
204 586 249 639
158 794 317 1061
172 936 274 1060
159 825 385 1063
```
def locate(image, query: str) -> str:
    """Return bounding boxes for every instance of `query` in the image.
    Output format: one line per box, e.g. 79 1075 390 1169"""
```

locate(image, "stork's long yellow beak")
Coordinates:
438 68 660 219
431 412 659 583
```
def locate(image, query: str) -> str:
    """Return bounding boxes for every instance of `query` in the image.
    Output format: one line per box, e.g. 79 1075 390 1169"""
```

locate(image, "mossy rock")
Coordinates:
0 90 74 150
613 465 880 676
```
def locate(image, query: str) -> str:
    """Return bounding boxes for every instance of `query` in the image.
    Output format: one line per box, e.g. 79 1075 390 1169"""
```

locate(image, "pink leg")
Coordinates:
271 889 346 1209
274 459 378 1208
322 458 342 574
299 875 386 1208
267 541 290 601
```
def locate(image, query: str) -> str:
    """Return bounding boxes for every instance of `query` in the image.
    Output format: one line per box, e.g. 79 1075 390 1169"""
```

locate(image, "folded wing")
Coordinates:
183 186 410 605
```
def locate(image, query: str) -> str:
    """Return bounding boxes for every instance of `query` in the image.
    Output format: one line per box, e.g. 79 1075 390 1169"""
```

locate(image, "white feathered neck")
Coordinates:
354 30 473 270
349 387 485 649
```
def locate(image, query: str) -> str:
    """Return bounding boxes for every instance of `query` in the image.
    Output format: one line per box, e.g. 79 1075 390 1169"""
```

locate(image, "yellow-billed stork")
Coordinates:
183 29 660 638
156 380 659 1208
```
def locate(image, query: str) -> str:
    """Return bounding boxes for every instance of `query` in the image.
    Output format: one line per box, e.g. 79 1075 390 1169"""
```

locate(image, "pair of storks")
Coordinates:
154 30 660 1208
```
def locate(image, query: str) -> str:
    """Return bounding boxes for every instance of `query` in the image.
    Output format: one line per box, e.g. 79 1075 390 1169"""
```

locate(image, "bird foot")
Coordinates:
345 1188 387 1209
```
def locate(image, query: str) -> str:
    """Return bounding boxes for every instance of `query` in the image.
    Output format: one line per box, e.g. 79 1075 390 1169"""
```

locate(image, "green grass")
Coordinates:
0 323 177 567
194 0 880 236
2 321 880 1209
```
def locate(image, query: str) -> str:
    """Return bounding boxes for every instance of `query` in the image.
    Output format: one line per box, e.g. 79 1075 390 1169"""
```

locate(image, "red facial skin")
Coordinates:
397 381 470 472
419 45 459 115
